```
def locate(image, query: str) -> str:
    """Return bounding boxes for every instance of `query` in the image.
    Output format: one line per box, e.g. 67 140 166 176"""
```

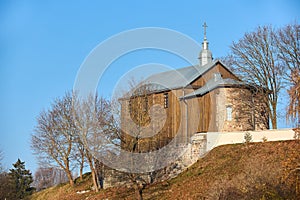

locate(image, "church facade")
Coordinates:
120 24 269 152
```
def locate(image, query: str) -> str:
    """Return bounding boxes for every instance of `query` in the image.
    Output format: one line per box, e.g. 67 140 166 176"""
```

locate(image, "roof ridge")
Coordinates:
181 77 246 99
143 60 219 91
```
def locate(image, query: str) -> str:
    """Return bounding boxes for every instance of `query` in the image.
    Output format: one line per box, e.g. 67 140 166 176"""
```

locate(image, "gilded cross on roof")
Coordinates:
203 22 208 39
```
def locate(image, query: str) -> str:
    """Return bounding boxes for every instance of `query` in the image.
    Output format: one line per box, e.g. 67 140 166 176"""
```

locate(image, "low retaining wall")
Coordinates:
102 129 296 189
205 129 296 151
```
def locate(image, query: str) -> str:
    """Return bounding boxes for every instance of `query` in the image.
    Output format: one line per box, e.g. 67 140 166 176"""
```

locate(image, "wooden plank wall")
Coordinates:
191 63 239 88
120 62 241 152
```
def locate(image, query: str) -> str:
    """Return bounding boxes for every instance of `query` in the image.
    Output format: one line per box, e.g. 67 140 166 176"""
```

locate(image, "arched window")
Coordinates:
143 96 148 112
164 93 168 108
128 99 132 113
226 106 232 121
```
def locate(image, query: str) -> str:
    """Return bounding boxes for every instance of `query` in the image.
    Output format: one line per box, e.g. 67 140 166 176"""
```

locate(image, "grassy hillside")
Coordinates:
30 140 300 200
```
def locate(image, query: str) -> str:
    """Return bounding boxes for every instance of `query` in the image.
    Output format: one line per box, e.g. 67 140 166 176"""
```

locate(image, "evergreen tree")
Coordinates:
9 159 34 199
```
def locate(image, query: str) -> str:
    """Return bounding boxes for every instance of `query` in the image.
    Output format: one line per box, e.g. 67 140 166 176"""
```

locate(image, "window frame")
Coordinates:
226 105 232 121
163 93 168 108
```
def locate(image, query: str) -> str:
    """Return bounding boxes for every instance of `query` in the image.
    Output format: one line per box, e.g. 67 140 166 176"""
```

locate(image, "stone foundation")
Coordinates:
99 129 295 189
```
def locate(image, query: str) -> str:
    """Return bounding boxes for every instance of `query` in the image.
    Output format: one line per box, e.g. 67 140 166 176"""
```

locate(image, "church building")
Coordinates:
120 23 269 152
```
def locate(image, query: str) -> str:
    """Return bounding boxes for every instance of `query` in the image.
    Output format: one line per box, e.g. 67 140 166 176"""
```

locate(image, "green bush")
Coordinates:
244 132 252 143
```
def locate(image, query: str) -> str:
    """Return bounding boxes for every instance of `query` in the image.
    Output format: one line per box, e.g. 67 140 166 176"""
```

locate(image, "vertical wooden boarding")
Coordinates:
206 93 211 132
198 93 211 132
209 90 216 132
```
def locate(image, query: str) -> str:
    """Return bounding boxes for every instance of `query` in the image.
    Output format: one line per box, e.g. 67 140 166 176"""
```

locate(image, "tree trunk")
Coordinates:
91 169 99 192
63 160 74 187
95 160 104 189
271 103 277 129
271 116 277 129
79 165 83 181
297 110 300 128
251 94 256 130
86 153 99 192
133 184 143 200
80 148 85 181
66 170 74 187
79 153 84 181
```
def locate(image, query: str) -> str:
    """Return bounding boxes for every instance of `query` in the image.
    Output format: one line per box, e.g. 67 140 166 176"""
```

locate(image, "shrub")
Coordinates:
244 132 252 144
262 136 268 142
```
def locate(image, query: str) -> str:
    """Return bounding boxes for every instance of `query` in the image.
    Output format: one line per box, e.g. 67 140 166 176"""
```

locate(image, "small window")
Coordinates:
143 96 148 112
128 99 132 112
226 106 232 121
164 93 168 108
214 73 222 81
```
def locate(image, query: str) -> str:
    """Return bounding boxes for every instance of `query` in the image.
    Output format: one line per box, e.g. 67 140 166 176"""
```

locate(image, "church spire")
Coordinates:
203 22 208 40
199 22 213 66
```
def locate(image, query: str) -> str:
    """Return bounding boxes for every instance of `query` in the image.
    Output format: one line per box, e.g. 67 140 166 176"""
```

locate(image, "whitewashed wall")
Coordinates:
205 129 296 151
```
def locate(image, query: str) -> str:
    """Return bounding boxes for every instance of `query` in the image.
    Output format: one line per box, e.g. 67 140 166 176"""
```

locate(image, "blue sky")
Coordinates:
1 0 299 173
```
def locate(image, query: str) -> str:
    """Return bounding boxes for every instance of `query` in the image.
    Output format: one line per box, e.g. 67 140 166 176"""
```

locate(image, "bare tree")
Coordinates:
71 135 86 181
277 22 300 82
117 80 161 200
73 94 114 192
31 92 76 186
229 25 283 129
286 72 300 128
0 171 14 200
276 22 300 127
0 150 14 200
33 167 68 191
0 149 3 173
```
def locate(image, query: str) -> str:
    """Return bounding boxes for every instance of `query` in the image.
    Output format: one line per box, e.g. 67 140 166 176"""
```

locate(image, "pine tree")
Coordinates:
9 159 34 199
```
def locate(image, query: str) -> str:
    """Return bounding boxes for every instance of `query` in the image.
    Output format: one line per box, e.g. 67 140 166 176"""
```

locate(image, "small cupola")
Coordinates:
198 22 213 66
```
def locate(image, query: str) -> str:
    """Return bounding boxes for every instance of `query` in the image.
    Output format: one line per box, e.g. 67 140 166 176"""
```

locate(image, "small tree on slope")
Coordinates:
9 159 34 199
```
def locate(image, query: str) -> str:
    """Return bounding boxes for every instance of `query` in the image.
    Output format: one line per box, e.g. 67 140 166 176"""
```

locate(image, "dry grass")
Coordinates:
29 140 300 200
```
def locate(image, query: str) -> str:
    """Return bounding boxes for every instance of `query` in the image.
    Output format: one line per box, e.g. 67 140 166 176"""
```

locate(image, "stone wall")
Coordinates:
215 87 269 132
100 129 296 189
190 133 207 162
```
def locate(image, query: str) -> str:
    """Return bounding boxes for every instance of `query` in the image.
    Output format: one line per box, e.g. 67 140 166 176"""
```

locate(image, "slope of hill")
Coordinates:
29 140 300 200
